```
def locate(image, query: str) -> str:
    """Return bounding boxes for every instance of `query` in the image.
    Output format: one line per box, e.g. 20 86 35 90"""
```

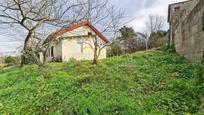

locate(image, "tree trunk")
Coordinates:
93 37 98 64
21 31 33 67
32 50 44 67
93 46 98 64
145 39 148 50
20 55 25 67
43 51 47 64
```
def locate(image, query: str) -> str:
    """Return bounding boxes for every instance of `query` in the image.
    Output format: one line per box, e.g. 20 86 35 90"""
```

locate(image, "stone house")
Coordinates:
43 21 110 62
168 0 204 62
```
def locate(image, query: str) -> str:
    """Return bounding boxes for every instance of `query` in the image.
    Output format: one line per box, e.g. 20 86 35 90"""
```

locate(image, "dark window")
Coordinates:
174 6 180 12
51 46 54 57
88 32 92 36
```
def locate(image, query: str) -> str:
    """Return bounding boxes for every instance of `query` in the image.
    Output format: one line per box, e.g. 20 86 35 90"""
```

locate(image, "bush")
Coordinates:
108 42 124 57
0 66 4 73
69 58 78 63
202 52 204 64
4 56 19 66
150 31 168 48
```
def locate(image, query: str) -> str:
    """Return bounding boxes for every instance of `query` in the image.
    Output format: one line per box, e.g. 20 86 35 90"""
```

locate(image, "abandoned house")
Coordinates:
43 21 110 62
168 0 204 62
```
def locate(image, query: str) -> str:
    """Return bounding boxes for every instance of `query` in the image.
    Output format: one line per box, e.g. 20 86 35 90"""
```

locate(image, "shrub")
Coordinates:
0 66 4 73
69 58 78 63
108 42 124 57
150 31 168 48
39 67 53 79
51 57 62 62
75 75 94 86
4 56 19 66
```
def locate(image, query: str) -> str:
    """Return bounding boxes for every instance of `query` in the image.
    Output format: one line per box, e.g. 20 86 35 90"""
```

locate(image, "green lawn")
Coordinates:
0 48 203 114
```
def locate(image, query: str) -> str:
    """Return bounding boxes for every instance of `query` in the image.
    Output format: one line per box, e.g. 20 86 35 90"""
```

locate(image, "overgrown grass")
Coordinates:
0 48 203 114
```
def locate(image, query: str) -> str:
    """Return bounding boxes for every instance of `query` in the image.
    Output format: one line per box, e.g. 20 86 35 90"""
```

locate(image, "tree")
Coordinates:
0 0 123 66
150 30 168 48
119 26 136 40
118 26 136 53
0 0 89 67
117 26 146 53
108 42 123 57
145 15 165 49
80 1 124 64
5 56 19 66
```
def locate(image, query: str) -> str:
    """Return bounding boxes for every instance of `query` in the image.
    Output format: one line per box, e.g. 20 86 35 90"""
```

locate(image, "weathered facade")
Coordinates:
168 0 204 62
44 21 109 62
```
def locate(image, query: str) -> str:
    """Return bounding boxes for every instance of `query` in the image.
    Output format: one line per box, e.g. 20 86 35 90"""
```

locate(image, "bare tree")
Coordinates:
142 32 148 50
0 0 124 66
74 0 124 64
145 15 165 49
82 35 108 64
0 0 88 66
88 7 124 64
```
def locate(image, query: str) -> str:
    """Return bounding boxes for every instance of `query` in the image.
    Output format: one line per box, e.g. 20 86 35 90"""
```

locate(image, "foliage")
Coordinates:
108 42 124 57
117 26 146 53
0 49 203 114
151 30 167 37
150 30 168 48
0 66 4 73
162 44 176 53
118 26 136 40
4 56 19 66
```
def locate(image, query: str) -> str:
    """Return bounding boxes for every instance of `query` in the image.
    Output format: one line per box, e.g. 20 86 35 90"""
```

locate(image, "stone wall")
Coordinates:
174 0 204 62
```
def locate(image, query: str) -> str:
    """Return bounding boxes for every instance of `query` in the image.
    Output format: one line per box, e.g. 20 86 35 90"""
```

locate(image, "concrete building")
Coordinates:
168 0 204 62
44 21 110 62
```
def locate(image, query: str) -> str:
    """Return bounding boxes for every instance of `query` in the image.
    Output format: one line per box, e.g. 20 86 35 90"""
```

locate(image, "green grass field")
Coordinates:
0 48 203 114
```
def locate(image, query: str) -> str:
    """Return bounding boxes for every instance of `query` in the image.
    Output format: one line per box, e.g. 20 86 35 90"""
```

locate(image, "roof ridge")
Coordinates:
44 21 110 44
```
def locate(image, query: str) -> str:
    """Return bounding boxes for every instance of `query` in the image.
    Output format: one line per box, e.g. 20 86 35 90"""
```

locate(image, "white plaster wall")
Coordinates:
61 36 107 61
47 40 62 61
47 25 107 62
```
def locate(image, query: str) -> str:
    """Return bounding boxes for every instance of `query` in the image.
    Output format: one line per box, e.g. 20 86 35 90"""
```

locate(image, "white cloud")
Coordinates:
0 35 22 55
117 0 187 32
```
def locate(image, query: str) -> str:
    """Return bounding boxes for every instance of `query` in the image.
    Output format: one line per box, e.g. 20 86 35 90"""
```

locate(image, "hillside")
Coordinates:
0 48 203 114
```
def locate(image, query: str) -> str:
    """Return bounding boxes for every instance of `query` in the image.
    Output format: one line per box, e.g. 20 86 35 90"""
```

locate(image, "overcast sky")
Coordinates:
111 0 186 32
0 0 186 55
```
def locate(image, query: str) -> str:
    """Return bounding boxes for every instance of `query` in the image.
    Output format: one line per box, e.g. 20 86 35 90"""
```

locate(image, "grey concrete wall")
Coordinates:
173 0 204 62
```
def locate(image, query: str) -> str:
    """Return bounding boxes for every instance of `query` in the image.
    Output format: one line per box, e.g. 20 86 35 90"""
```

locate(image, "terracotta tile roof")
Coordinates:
45 21 110 44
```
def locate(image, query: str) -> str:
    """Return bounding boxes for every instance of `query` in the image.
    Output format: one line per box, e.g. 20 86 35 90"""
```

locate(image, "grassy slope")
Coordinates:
0 48 203 114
